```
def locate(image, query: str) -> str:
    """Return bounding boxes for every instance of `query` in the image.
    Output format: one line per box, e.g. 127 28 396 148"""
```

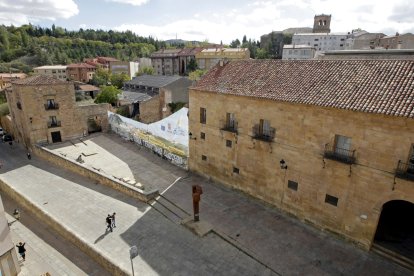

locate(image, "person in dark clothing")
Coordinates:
27 152 31 160
16 242 26 261
106 214 112 232
111 212 116 228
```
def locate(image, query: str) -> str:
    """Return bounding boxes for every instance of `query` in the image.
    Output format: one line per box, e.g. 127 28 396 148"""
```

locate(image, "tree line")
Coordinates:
0 24 166 73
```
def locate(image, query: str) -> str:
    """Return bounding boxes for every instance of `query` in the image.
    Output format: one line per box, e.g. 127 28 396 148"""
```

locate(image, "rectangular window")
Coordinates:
200 107 206 124
233 167 239 174
325 194 338 206
47 99 55 108
200 132 205 140
226 140 232 148
260 119 272 137
50 116 57 124
201 155 207 161
334 135 351 152
288 180 298 191
225 112 236 131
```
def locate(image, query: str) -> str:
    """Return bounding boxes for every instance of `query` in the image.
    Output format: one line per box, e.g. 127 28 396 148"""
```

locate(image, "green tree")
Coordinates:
189 69 206 81
91 68 111 86
110 73 129 89
136 66 154 76
256 48 269 59
94 85 120 105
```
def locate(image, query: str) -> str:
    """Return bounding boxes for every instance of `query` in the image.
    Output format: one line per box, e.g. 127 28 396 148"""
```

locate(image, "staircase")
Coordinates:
371 243 414 271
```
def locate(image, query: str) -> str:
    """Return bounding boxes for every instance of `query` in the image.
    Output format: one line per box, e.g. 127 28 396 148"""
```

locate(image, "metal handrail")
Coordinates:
395 160 414 181
324 143 356 164
252 124 275 142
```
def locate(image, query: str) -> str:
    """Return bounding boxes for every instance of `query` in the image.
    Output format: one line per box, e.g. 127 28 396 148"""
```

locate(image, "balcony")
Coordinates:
324 143 356 164
47 121 61 128
252 125 275 142
44 103 59 110
221 121 238 134
395 160 414 181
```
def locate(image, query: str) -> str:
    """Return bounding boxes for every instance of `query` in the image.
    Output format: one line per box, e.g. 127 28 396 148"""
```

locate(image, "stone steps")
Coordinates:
371 243 414 271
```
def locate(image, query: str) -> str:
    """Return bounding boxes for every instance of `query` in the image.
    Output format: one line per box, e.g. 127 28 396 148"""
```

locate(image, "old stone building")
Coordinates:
33 65 67 80
6 75 109 147
195 48 250 71
121 75 192 123
313 14 331 33
0 73 27 91
189 59 414 261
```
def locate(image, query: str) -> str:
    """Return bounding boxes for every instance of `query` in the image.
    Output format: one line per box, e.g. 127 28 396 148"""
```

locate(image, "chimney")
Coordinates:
219 59 224 67
397 40 402 49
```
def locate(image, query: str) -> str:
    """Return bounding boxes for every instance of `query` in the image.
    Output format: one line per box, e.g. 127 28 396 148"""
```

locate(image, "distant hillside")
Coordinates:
0 24 167 73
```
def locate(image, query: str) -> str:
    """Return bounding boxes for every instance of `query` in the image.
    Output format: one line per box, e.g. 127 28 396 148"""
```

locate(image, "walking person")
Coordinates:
111 212 116 228
16 242 26 261
106 214 112 232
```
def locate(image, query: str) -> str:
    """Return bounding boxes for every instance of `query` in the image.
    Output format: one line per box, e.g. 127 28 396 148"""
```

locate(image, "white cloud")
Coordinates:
106 0 149 6
115 0 414 44
0 0 78 25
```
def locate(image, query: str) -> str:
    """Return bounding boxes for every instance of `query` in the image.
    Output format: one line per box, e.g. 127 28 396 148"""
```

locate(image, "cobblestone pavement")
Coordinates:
0 133 411 275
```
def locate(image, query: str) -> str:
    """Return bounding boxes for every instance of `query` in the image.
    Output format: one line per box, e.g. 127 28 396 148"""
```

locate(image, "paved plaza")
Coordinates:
0 133 411 275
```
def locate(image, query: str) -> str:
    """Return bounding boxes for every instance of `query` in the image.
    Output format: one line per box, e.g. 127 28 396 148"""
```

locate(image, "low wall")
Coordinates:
0 179 129 276
33 145 158 202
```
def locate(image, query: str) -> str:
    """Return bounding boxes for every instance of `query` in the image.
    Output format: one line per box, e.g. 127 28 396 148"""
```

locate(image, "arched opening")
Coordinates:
374 200 414 261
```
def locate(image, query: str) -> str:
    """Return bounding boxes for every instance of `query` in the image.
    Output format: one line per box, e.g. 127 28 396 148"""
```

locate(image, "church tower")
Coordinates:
313 14 331 33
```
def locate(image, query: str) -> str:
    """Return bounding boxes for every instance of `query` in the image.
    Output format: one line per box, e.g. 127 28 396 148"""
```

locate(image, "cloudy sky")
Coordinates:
0 0 413 43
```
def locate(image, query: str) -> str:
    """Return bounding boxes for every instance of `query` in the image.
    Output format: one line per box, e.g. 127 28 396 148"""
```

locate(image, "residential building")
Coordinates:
0 195 20 276
109 61 139 79
84 56 120 70
189 59 414 259
122 75 192 123
282 45 316 60
177 47 204 75
33 65 67 80
292 33 348 51
150 49 182 76
378 33 414 50
195 48 250 71
74 83 100 99
6 75 109 147
0 73 27 90
66 63 97 83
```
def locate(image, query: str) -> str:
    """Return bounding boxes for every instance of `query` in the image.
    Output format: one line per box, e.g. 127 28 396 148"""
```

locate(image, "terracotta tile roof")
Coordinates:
97 56 119 62
12 74 68 86
177 47 204 56
67 63 96 69
192 59 414 118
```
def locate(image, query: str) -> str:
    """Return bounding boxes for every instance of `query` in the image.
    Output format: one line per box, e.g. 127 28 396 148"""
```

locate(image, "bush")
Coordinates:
0 103 9 116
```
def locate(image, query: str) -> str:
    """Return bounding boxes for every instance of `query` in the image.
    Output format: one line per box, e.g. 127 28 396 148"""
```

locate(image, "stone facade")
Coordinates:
313 14 331 33
282 45 316 60
66 63 96 83
6 75 109 148
33 65 67 80
195 48 250 71
188 90 414 250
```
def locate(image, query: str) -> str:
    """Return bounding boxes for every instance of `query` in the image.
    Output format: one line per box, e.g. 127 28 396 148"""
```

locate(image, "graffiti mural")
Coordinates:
108 108 189 168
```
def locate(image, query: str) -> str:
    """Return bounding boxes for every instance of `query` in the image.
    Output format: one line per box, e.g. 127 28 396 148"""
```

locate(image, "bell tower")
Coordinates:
313 14 331 33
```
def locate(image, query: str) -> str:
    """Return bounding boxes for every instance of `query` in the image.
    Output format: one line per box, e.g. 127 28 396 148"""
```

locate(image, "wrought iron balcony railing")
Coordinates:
44 103 59 110
47 121 61 128
252 124 275 142
221 120 238 134
395 160 414 181
324 143 356 164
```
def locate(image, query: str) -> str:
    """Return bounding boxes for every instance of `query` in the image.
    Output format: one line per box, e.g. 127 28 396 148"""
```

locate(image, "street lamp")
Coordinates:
129 245 138 276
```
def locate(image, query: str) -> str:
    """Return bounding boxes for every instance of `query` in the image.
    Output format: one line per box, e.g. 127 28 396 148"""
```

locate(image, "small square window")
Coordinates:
233 167 239 174
325 194 338 206
201 155 207 161
226 140 232 148
288 180 298 191
200 132 205 140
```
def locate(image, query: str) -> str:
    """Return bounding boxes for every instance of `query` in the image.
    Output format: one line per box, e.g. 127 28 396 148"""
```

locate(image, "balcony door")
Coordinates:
334 135 351 155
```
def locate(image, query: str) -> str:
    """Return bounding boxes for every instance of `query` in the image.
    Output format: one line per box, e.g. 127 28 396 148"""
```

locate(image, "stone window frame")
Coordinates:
325 194 338 206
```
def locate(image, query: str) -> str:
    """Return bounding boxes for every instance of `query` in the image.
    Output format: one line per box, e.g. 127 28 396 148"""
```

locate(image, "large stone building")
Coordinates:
121 75 192 123
6 75 109 147
282 44 316 60
150 49 182 76
195 48 250 71
33 65 67 80
292 32 348 52
189 59 414 260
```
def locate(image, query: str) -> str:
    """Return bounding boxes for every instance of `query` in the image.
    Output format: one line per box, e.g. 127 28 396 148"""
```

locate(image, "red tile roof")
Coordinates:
67 63 96 69
12 75 68 86
192 59 414 118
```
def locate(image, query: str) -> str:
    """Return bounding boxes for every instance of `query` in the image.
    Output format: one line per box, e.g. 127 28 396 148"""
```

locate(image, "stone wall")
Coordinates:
188 89 414 249
139 95 161 124
33 145 158 202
